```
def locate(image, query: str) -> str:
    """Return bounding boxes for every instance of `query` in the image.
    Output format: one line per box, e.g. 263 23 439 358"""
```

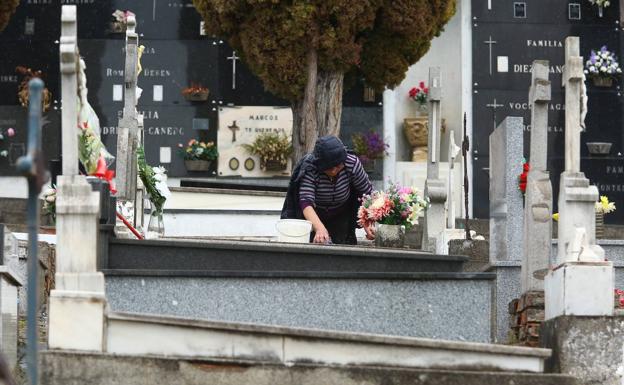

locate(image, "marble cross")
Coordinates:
486 98 504 130
227 51 240 90
484 36 497 75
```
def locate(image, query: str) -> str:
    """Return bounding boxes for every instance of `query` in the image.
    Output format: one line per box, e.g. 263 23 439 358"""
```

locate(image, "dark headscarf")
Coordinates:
313 136 347 171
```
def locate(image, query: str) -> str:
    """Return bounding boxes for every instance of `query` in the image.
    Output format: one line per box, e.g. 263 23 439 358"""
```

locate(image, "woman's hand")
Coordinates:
364 224 376 240
313 225 331 244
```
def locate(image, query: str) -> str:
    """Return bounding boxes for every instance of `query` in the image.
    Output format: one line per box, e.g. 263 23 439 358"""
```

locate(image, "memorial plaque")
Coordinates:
217 106 293 177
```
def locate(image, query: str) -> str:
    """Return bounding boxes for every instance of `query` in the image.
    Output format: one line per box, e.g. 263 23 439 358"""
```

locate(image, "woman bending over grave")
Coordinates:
281 135 375 244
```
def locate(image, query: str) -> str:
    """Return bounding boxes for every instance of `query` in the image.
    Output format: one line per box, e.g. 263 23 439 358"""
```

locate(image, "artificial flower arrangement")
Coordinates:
588 0 611 16
615 289 624 308
42 185 56 223
78 121 115 177
357 183 428 230
408 81 429 107
137 146 171 216
351 130 388 168
16 66 52 112
595 195 616 215
518 160 530 195
0 127 15 159
243 132 293 171
181 84 209 101
584 46 622 81
178 139 218 161
111 9 135 32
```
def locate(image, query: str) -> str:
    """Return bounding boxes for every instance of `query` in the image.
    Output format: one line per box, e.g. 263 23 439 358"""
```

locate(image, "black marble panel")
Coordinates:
0 106 60 177
472 0 619 25
473 23 619 91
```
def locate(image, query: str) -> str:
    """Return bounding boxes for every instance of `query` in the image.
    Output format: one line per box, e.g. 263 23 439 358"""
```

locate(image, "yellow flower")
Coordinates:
596 195 616 214
552 213 559 222
200 142 207 148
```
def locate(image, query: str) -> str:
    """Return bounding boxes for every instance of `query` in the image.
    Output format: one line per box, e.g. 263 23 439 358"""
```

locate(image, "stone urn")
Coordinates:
403 117 428 162
375 224 406 248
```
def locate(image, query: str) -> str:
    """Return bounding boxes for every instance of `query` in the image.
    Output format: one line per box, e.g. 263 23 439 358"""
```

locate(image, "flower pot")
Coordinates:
263 159 287 172
596 211 604 239
586 142 612 156
184 159 212 171
592 77 613 87
598 5 604 17
183 89 209 102
109 21 125 33
374 224 406 248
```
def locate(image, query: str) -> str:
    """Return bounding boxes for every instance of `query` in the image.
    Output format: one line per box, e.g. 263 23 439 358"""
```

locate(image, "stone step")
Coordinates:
105 238 468 273
41 350 580 385
103 311 551 373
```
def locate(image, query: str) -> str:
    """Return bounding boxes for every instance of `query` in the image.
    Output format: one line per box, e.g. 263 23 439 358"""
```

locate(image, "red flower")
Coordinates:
619 297 624 307
419 81 425 89
519 160 530 194
408 87 417 98
523 162 530 172
423 87 429 93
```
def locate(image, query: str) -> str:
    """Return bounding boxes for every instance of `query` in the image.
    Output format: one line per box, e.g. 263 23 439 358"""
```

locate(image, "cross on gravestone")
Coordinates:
544 37 612 321
115 15 140 201
227 51 240 90
486 98 503 131
60 5 78 176
484 36 497 75
446 130 461 229
228 120 240 142
421 67 447 252
50 5 107 353
522 60 552 294
489 116 524 264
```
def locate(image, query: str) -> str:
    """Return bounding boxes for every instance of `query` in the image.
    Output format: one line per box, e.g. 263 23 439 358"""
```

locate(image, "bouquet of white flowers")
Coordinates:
137 146 170 216
584 46 622 80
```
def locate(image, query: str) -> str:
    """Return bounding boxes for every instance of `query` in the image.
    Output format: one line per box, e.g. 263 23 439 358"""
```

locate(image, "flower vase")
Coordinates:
592 77 613 87
375 224 406 248
596 211 605 239
146 210 164 239
416 103 428 117
598 5 603 17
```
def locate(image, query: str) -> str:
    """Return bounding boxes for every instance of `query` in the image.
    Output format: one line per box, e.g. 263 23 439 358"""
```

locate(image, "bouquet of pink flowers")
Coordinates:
357 183 428 230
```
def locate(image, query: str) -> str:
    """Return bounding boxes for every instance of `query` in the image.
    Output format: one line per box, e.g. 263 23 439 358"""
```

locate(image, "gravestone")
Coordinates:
544 37 612 320
115 15 140 201
522 60 552 294
421 67 447 252
489 117 523 263
48 5 106 352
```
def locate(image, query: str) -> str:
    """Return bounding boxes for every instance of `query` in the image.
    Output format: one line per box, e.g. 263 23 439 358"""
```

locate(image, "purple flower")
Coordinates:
601 45 608 53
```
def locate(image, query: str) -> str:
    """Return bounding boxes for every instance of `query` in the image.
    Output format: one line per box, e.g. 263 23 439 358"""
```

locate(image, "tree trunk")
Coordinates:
292 70 344 163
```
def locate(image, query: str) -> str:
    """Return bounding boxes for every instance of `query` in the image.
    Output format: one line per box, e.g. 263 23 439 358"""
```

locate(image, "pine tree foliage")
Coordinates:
0 0 19 32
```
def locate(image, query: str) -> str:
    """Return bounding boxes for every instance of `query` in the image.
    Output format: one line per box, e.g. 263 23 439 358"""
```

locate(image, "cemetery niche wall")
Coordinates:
472 0 624 224
0 1 382 180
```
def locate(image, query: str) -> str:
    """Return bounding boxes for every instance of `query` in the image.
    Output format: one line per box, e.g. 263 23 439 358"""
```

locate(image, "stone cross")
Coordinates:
59 5 78 176
446 130 460 229
227 51 239 90
228 120 240 142
50 5 107 352
544 37 612 321
421 67 447 252
489 116 524 263
115 15 140 200
521 60 552 293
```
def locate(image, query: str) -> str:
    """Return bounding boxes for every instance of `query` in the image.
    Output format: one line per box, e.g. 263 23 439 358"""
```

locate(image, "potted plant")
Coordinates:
351 130 388 173
178 139 218 171
111 9 135 33
588 0 610 17
182 84 209 102
584 46 622 87
242 132 292 172
595 195 616 238
408 81 429 115
357 183 428 248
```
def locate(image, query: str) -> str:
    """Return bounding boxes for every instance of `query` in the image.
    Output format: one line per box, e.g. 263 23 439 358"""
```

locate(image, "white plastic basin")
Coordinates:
275 219 312 243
